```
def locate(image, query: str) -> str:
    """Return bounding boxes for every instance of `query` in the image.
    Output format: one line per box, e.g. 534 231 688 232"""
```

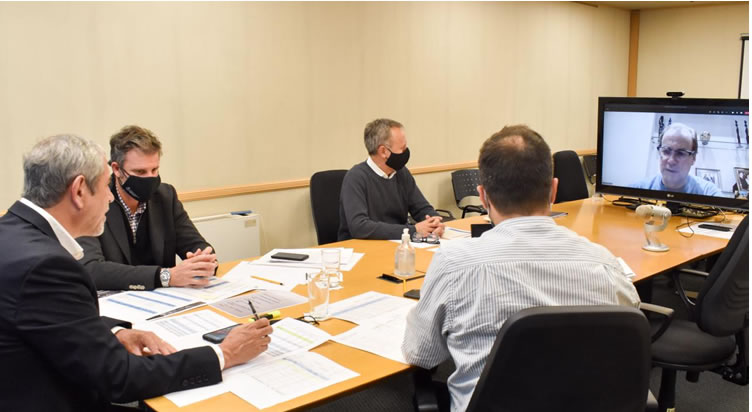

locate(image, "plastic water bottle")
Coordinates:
394 228 416 277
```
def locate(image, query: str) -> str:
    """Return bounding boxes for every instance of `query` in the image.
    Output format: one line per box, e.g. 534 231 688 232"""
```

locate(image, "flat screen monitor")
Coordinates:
596 96 749 211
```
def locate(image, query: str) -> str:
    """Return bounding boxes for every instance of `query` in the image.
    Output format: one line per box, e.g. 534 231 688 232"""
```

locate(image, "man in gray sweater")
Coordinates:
338 118 445 240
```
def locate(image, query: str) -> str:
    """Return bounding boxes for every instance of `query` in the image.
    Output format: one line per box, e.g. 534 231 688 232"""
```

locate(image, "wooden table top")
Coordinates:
146 197 736 411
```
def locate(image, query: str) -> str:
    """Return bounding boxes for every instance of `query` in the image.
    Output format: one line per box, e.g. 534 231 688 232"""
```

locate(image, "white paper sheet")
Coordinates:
167 276 257 303
678 223 737 239
441 227 471 239
163 317 331 407
327 291 417 324
251 248 364 271
99 290 202 323
222 260 310 287
210 291 308 318
332 303 415 364
135 309 237 349
165 382 230 407
225 351 359 409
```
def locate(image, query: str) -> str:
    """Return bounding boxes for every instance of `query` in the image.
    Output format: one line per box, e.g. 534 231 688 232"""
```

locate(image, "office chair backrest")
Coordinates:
553 150 589 203
309 170 348 245
582 154 597 184
696 215 749 336
451 169 481 205
466 305 651 412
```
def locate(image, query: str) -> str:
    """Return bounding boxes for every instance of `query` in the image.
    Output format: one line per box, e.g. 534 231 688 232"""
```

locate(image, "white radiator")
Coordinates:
190 212 261 262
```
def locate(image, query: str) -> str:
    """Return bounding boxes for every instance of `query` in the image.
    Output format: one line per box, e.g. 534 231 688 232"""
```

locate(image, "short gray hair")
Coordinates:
364 118 403 155
23 134 107 208
661 123 698 152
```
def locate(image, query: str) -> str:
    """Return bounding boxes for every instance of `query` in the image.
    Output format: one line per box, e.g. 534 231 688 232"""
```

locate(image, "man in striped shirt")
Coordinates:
402 125 640 411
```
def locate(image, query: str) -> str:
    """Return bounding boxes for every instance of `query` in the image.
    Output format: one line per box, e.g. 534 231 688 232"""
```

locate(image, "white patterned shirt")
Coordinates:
402 216 640 412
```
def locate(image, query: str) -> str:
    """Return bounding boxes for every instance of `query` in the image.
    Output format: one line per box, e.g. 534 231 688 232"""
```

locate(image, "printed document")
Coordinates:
210 290 308 318
327 291 416 324
225 351 359 409
222 260 309 288
99 289 202 323
332 303 415 364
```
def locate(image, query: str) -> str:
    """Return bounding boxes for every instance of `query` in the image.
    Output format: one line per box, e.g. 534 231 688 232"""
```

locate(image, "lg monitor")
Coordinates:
596 96 749 212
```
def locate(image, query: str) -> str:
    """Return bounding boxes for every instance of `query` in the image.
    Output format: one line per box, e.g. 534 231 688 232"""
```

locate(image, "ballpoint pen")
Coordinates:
248 300 260 321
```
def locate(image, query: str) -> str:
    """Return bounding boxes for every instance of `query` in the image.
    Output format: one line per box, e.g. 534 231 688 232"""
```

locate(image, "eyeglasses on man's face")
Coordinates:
657 145 695 160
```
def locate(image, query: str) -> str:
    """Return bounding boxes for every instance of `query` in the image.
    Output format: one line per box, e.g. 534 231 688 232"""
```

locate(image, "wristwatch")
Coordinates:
159 268 171 288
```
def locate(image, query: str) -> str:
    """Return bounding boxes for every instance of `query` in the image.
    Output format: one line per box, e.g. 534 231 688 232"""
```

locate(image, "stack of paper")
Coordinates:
148 310 346 408
98 276 259 323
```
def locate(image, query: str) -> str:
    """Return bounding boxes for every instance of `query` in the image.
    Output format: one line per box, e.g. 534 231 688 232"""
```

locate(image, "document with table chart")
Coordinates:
327 290 417 324
98 289 203 323
332 303 415 364
210 290 308 318
163 317 332 407
225 351 359 410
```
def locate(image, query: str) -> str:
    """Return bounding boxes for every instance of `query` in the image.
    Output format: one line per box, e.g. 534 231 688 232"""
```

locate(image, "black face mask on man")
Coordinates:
118 169 161 202
385 147 410 171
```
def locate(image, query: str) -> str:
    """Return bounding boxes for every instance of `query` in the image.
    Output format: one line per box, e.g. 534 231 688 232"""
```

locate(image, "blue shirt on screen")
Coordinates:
633 174 722 196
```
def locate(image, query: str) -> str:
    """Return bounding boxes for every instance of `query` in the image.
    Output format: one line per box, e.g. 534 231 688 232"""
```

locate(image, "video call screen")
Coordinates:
600 103 749 201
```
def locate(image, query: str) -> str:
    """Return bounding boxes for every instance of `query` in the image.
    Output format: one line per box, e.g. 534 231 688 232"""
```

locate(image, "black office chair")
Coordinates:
309 170 348 245
414 305 656 412
450 169 486 218
553 150 590 203
644 215 749 412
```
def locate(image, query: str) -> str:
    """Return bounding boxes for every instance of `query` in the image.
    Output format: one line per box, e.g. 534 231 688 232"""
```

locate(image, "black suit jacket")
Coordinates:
78 181 211 290
0 201 222 412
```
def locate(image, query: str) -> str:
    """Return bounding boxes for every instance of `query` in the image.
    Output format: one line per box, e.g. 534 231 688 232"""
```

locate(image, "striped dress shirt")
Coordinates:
402 216 640 412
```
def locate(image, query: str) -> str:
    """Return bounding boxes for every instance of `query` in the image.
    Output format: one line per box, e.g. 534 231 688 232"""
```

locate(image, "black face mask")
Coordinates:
385 147 410 171
119 170 161 202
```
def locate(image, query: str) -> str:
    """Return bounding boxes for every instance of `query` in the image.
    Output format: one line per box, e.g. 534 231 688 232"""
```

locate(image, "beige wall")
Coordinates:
636 3 749 98
0 2 630 256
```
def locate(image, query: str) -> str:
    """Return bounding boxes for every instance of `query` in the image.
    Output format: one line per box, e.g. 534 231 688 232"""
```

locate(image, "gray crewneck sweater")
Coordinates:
338 161 437 240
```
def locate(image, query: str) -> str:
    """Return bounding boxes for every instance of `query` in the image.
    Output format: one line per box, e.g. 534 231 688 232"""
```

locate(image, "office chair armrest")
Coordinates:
412 367 440 412
462 205 487 215
639 302 674 342
677 268 710 277
672 269 705 320
435 209 455 221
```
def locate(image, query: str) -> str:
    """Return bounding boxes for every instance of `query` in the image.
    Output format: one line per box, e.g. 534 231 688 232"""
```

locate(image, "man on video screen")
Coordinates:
633 123 721 196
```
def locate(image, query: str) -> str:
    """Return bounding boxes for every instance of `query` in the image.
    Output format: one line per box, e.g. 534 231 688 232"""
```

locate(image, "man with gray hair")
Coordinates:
0 134 272 411
633 123 722 196
338 118 445 240
78 125 217 291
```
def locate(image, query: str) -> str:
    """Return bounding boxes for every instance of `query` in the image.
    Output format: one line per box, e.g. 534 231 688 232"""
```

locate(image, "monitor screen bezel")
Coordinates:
596 96 749 211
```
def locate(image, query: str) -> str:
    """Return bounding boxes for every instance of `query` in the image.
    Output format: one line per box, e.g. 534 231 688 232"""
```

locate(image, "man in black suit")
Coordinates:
0 134 272 411
78 125 217 291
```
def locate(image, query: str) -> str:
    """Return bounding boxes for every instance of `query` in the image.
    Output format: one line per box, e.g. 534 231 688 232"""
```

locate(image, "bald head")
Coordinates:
478 125 553 215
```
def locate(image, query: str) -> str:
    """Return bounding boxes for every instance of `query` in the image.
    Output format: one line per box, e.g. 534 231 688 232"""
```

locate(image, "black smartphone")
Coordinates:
271 252 309 261
202 324 240 344
697 223 732 232
403 289 420 300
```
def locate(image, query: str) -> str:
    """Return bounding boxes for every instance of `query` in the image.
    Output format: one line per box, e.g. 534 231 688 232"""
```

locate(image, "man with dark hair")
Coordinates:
78 125 217 291
338 118 445 240
0 134 271 411
402 125 639 411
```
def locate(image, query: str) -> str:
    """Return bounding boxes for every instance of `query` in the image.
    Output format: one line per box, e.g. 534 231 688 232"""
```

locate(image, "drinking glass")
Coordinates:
321 248 343 288
306 271 329 320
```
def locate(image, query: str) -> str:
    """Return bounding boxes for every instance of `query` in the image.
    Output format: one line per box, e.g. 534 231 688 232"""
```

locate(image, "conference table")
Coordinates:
145 197 737 411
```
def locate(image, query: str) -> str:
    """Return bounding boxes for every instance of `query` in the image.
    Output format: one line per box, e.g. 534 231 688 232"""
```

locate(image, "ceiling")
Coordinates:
576 1 746 10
